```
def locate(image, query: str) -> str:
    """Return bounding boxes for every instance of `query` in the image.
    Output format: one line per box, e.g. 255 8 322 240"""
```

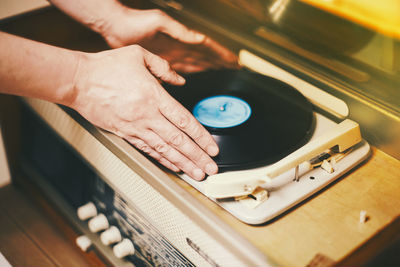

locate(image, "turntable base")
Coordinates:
168 148 400 266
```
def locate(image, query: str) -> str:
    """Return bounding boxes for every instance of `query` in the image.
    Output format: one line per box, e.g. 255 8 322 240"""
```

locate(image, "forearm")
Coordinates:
0 31 81 106
47 0 125 37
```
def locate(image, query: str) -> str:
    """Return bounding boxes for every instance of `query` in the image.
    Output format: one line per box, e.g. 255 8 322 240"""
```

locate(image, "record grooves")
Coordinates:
165 69 315 171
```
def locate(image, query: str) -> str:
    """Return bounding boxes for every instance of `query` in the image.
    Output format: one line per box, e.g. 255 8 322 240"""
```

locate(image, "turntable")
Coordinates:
165 50 370 224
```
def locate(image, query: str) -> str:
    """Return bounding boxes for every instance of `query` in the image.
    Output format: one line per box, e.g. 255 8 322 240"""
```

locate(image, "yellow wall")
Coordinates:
300 0 400 39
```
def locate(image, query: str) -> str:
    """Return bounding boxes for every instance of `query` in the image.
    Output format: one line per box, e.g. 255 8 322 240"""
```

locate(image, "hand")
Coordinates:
102 7 238 69
139 33 238 73
71 45 219 180
47 1 237 70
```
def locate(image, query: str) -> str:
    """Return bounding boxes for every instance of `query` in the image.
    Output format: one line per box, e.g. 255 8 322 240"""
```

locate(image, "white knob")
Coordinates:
113 239 135 258
77 202 97 221
100 226 122 245
88 213 109 233
76 235 92 252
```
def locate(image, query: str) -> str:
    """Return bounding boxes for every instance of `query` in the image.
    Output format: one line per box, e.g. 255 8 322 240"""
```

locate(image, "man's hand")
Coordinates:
101 7 238 70
104 8 204 48
50 0 237 68
72 45 219 180
138 33 238 73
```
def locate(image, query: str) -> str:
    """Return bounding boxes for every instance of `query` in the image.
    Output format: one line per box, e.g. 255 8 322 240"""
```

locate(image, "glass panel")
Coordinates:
179 0 400 114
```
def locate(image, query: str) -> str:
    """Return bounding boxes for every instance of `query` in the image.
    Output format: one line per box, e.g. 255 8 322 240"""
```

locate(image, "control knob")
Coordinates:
77 202 97 221
75 235 92 252
113 238 135 258
100 226 122 246
88 213 109 233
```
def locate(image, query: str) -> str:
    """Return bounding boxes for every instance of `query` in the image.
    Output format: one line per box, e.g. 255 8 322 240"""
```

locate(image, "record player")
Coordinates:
146 0 398 225
2 0 399 266
166 63 370 224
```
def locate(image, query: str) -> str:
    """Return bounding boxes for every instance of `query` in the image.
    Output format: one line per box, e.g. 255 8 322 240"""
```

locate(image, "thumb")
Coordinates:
142 48 186 85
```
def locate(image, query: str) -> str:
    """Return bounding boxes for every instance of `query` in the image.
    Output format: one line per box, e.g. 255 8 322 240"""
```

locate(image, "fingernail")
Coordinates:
172 166 180 172
193 168 205 180
207 145 219 156
195 33 205 42
205 163 218 175
177 75 185 84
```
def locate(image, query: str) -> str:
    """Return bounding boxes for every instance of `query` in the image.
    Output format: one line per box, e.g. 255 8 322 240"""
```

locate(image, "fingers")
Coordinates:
142 49 185 85
149 117 218 176
157 12 206 44
125 118 218 180
154 11 238 67
135 129 213 180
158 92 219 157
125 136 180 172
202 37 239 67
160 23 238 69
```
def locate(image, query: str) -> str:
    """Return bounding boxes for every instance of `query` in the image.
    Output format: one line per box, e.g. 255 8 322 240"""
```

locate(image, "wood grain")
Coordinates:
0 212 55 267
0 185 103 267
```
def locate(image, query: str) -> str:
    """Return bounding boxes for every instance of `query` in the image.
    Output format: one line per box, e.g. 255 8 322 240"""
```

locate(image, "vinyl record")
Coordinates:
165 69 315 170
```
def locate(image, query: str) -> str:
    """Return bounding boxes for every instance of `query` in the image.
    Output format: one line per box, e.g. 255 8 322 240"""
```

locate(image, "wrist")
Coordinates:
93 3 129 48
48 0 125 45
64 51 90 109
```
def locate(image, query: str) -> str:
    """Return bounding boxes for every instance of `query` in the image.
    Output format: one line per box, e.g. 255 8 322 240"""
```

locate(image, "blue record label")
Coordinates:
193 95 252 128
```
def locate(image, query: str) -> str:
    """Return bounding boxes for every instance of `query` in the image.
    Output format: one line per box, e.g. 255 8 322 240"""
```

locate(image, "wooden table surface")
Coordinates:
169 147 400 266
0 185 106 267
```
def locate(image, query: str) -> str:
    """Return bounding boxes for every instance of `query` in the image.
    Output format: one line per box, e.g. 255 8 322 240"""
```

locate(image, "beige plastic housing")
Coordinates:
204 119 362 198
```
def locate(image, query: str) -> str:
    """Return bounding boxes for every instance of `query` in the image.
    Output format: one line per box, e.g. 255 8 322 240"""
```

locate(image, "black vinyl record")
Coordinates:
165 69 315 171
